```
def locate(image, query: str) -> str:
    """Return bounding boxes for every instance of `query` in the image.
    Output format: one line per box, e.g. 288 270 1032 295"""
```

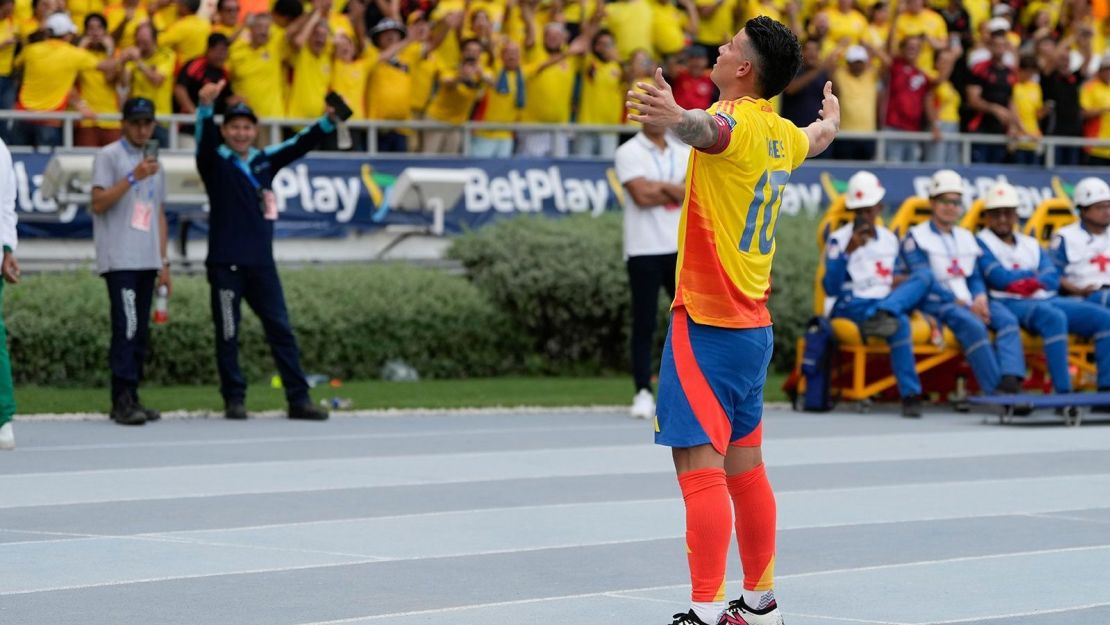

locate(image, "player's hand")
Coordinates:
198 79 226 106
818 80 840 131
970 294 991 324
132 159 160 181
627 67 683 128
2 252 19 285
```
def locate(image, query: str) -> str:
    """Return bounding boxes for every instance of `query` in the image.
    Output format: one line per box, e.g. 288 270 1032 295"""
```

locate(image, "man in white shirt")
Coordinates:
0 135 20 450
1051 177 1110 307
614 123 690 420
823 171 931 417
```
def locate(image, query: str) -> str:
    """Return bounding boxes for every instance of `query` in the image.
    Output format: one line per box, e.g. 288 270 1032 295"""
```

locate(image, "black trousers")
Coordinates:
627 253 677 392
207 263 310 405
104 270 157 403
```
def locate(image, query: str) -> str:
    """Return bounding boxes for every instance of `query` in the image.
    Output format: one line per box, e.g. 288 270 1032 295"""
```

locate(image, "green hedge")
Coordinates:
3 265 526 387
3 212 818 387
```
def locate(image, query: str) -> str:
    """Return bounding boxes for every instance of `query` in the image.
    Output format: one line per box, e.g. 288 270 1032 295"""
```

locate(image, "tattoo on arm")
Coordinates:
674 109 718 149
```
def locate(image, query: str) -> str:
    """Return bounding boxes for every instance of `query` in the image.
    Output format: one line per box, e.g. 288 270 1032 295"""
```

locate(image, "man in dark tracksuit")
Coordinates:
194 79 330 421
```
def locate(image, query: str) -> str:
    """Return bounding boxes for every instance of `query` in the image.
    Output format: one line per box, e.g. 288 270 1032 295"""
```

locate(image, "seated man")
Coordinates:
823 171 932 417
901 170 1025 395
1052 177 1110 307
978 181 1110 397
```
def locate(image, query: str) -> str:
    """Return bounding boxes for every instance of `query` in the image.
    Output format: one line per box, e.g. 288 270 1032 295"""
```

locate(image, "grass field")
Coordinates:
15 373 790 415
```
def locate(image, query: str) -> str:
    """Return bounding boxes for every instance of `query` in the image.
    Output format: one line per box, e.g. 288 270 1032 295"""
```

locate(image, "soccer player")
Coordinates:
626 16 839 625
977 181 1110 397
901 170 1025 396
824 171 932 418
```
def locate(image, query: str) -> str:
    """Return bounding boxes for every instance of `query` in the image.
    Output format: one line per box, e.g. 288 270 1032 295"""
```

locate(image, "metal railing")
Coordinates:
5 110 1110 166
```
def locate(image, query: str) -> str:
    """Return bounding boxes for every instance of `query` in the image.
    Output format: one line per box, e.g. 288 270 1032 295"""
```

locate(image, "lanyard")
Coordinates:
126 141 157 205
231 155 263 191
939 230 958 261
648 143 674 183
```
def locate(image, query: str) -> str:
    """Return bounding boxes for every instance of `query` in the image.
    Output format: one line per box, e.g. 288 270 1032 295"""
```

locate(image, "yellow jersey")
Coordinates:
1012 79 1042 150
78 49 120 129
424 69 484 124
822 7 868 52
474 65 524 140
0 16 17 76
127 48 176 116
228 36 286 118
150 1 177 31
934 80 960 124
522 46 579 124
13 0 30 22
15 39 99 111
675 97 809 328
331 54 374 120
892 9 947 74
104 5 149 49
68 0 106 34
651 0 687 58
1080 78 1110 160
368 43 421 121
160 14 212 65
578 57 625 125
694 0 735 45
286 44 333 119
605 0 654 61
832 66 877 132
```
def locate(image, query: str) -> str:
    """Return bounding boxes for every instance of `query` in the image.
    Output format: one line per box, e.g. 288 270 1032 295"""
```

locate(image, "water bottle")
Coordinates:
153 285 169 324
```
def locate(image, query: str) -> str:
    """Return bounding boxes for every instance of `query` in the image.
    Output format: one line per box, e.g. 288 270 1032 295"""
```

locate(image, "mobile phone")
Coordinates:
853 215 875 237
325 91 354 122
143 139 159 161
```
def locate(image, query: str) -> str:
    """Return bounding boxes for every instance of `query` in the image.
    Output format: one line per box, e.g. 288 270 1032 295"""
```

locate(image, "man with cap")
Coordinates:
824 171 931 416
978 180 1110 398
194 79 334 421
1079 53 1110 167
0 132 19 449
901 169 1026 395
1051 177 1110 308
89 97 170 426
832 44 883 161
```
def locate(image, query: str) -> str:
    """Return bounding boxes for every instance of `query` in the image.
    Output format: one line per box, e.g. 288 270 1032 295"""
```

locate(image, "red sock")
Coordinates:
678 467 732 603
727 463 777 592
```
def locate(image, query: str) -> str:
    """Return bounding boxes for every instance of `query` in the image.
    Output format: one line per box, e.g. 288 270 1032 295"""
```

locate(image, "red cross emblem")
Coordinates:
855 190 865 199
1012 263 1020 269
1093 254 1110 272
875 261 892 278
947 259 965 277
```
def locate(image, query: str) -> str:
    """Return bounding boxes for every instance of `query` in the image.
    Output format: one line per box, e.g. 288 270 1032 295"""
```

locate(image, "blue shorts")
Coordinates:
655 307 774 454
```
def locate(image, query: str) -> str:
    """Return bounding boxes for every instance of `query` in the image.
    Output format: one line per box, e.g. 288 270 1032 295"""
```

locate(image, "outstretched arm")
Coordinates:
803 81 838 157
626 67 717 149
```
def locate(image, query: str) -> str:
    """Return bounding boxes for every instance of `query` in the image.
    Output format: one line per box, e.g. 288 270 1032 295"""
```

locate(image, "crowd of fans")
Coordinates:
0 0 1109 160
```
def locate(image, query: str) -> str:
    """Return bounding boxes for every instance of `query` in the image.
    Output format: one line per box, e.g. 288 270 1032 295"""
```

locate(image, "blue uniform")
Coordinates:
824 223 931 397
981 228 1110 392
1050 222 1110 308
902 221 1024 393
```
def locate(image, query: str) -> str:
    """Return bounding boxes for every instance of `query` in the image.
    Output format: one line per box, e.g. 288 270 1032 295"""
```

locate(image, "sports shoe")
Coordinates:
225 401 248 420
134 400 161 422
288 401 329 421
901 394 923 418
630 388 655 420
110 396 146 426
859 310 899 339
0 422 14 450
718 597 785 625
669 610 713 625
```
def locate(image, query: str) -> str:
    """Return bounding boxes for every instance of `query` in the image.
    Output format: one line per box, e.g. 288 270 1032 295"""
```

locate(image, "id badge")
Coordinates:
130 200 153 232
261 190 278 221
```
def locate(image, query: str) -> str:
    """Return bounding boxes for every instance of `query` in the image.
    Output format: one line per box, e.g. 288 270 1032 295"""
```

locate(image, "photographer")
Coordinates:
194 79 339 421
90 97 170 426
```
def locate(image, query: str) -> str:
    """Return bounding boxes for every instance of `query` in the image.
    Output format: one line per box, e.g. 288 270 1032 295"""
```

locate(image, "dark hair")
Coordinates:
217 0 237 10
84 12 107 31
743 16 802 99
1018 53 1038 71
180 0 201 14
207 32 230 49
273 0 304 20
459 37 483 52
135 20 157 41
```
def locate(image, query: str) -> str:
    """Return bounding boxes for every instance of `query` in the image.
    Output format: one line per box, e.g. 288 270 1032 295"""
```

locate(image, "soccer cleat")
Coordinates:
670 610 713 625
901 394 923 418
859 310 899 339
288 401 329 421
630 388 655 420
0 422 14 450
718 597 785 625
110 396 147 426
225 401 248 420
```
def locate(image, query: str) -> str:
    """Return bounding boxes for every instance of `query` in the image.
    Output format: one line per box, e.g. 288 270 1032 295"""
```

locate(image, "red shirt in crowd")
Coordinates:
673 70 715 112
884 57 931 131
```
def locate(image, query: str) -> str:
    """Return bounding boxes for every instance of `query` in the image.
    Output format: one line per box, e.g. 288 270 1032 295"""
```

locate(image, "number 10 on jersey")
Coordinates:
739 169 790 255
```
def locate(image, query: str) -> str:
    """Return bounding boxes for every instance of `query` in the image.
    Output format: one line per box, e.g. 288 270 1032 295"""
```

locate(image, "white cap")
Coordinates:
929 169 964 197
845 171 885 209
44 12 77 36
986 17 1011 33
1075 177 1110 207
984 181 1019 210
845 45 868 64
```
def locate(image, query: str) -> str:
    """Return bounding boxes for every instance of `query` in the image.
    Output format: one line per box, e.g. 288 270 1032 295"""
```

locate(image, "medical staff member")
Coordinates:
1052 177 1110 307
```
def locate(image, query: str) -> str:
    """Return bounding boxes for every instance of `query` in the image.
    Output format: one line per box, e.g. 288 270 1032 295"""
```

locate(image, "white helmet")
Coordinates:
929 169 964 197
1074 177 1110 208
845 171 886 209
984 181 1019 210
